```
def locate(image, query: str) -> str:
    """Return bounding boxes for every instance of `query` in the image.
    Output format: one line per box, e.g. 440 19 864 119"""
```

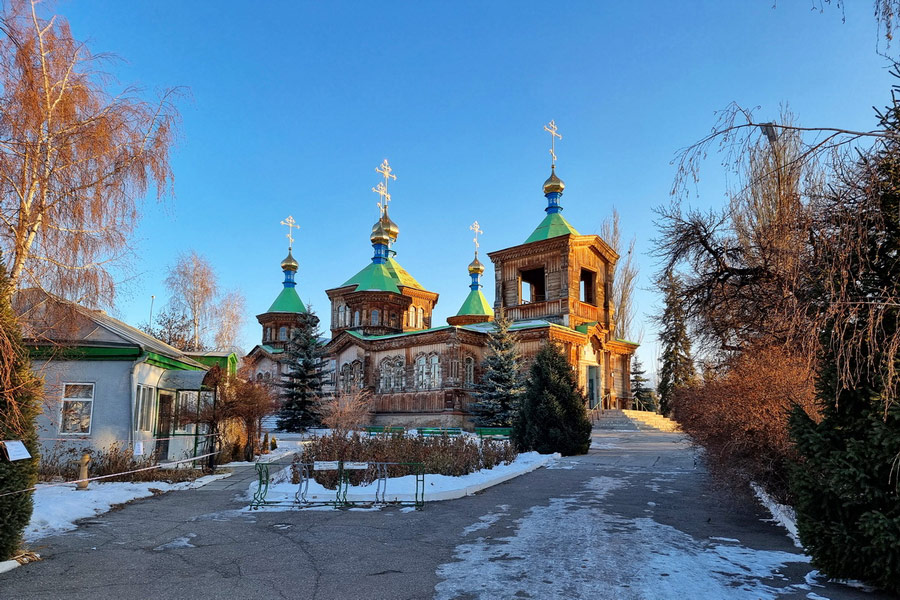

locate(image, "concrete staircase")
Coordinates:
622 409 681 432
593 409 643 431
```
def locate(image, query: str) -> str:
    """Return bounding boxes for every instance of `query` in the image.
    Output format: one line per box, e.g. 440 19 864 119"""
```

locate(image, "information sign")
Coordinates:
343 462 369 470
314 461 340 470
1 440 31 462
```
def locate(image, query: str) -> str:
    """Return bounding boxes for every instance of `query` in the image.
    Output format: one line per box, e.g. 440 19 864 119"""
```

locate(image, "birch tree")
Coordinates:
0 0 178 306
164 250 217 351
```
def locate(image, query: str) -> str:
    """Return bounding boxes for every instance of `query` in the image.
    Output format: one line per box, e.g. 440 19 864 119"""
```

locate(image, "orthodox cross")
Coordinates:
373 159 397 215
544 120 562 167
470 220 483 256
280 215 299 250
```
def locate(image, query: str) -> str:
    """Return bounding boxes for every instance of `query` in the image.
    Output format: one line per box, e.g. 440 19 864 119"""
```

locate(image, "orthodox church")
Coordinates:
246 125 637 427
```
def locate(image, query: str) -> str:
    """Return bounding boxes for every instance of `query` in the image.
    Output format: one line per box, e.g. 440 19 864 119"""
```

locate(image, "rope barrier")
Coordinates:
38 433 218 443
0 450 222 499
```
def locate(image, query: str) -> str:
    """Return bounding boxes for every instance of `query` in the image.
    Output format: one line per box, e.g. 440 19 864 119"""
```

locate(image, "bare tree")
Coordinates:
214 290 246 352
600 208 638 340
0 0 178 306
164 250 217 351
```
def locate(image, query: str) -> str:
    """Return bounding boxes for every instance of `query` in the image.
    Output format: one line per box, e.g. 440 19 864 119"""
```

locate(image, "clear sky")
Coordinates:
53 1 895 381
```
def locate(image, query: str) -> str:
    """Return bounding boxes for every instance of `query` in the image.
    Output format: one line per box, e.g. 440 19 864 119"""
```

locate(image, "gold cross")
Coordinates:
470 220 483 254
280 215 299 249
544 120 562 166
372 182 391 215
374 159 397 214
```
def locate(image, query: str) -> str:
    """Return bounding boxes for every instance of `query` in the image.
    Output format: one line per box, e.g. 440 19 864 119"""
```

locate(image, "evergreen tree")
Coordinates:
630 355 654 411
277 311 324 431
0 253 41 561
789 122 900 593
512 343 592 456
656 272 696 416
469 311 524 426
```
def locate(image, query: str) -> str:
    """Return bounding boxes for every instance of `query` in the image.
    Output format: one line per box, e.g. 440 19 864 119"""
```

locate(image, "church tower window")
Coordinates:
278 326 287 341
464 356 475 388
338 305 345 327
353 311 360 327
580 268 596 305
520 267 546 304
371 309 380 326
417 307 424 328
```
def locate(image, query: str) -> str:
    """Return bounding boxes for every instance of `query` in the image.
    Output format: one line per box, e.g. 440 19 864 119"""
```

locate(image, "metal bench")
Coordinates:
363 426 406 437
417 427 463 437
474 427 512 440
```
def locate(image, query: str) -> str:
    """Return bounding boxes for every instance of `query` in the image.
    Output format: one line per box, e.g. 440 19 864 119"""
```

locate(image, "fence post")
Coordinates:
76 453 91 490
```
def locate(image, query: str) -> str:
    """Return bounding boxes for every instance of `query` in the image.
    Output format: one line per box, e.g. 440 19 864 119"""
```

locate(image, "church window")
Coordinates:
580 268 597 305
256 373 263 381
340 363 352 393
278 326 287 341
415 355 427 389
264 372 271 380
338 305 345 327
379 357 404 392
520 267 546 304
417 307 424 329
371 309 380 326
264 327 271 342
390 312 398 328
464 356 475 388
408 306 416 327
351 360 363 389
353 311 360 327
428 354 441 389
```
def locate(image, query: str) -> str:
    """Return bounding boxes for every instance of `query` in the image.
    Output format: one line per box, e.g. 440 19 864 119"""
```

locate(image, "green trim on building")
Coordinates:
575 321 599 334
341 256 425 293
456 289 494 317
267 287 307 313
345 325 452 341
26 344 143 361
145 351 206 371
614 338 641 346
524 212 580 244
190 353 239 375
260 344 284 355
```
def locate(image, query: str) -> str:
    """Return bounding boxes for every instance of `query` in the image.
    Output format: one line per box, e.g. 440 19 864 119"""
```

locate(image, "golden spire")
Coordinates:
280 215 299 250
542 120 565 194
371 159 399 243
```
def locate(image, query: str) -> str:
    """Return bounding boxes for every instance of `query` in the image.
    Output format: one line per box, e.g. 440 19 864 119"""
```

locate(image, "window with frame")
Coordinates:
60 383 94 434
418 307 424 328
415 355 427 389
135 384 156 432
278 326 287 341
371 309 380 326
176 391 199 432
428 354 441 389
353 311 360 327
464 356 475 388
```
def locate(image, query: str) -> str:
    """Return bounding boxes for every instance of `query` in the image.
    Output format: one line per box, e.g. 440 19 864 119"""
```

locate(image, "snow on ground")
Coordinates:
25 473 228 541
246 451 558 508
435 475 812 600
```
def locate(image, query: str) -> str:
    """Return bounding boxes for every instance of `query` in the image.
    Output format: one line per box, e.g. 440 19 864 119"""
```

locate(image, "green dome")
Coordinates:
524 212 580 244
267 287 306 313
456 289 493 317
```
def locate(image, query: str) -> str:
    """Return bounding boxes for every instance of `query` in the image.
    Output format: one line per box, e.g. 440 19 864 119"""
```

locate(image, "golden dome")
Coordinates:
370 219 391 245
380 212 399 241
281 250 299 271
468 255 485 275
543 166 565 195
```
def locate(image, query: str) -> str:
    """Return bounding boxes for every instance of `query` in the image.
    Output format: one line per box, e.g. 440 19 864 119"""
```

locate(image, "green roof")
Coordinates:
341 257 424 293
524 212 580 244
456 289 494 317
267 287 307 313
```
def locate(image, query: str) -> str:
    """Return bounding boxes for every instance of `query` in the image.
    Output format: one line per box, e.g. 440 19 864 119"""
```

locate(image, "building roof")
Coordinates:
15 289 207 369
524 212 580 244
267 286 307 313
341 256 424 293
456 289 493 317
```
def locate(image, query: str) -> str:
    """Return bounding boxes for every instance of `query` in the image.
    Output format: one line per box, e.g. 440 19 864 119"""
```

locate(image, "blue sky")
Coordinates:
54 1 894 381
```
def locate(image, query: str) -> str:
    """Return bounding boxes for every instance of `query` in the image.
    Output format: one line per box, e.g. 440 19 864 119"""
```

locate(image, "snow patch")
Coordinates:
462 504 510 535
750 482 802 548
153 533 196 551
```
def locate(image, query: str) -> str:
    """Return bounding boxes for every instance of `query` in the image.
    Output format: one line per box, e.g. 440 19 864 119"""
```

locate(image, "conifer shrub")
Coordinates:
512 343 592 456
278 311 325 431
469 311 524 426
0 257 41 561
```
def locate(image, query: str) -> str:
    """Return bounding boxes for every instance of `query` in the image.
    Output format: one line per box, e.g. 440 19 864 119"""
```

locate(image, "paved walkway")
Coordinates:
1 431 891 599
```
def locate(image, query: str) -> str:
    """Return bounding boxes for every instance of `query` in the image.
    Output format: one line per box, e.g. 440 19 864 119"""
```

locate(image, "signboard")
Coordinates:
343 462 369 470
133 441 144 457
1 440 32 462
314 461 340 470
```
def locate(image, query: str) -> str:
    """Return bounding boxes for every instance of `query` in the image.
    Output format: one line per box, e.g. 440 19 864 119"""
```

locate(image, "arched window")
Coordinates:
351 360 363 389
338 305 345 327
278 326 287 341
464 356 475 388
409 306 416 327
428 354 441 389
256 372 263 381
418 307 424 329
353 311 360 327
340 363 352 393
371 309 380 326
264 372 271 380
415 355 427 389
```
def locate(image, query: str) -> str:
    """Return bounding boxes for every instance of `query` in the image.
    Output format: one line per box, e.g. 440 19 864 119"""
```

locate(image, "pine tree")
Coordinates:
469 311 524 426
656 272 696 416
788 121 900 593
277 311 324 431
512 343 592 456
0 252 41 561
630 355 654 411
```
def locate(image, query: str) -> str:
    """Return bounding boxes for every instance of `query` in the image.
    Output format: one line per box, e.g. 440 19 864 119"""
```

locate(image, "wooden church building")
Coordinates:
247 144 637 427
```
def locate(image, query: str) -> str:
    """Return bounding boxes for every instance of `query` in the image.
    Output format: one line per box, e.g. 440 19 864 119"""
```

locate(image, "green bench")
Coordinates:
417 427 463 437
475 427 512 440
364 426 405 437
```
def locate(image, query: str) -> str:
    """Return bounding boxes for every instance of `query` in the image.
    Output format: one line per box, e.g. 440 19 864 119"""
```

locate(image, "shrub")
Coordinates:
38 442 199 484
513 343 591 456
316 390 372 433
671 346 817 503
293 432 517 488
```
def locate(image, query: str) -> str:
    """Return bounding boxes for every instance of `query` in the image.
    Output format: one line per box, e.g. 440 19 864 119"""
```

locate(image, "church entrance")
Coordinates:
586 366 599 409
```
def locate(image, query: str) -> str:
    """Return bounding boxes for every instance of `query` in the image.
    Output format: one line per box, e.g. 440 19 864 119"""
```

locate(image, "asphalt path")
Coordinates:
1 431 892 600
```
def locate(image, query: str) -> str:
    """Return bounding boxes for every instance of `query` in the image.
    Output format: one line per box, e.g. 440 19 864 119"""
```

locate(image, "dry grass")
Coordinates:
292 432 518 488
38 442 200 483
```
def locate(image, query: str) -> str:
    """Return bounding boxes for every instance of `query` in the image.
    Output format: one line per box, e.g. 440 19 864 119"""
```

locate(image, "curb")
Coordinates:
0 553 39 575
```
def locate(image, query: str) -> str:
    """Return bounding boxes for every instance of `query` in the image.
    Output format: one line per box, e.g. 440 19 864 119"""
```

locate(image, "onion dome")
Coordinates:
468 256 485 275
542 166 565 195
281 250 299 272
370 219 391 245
380 212 399 241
